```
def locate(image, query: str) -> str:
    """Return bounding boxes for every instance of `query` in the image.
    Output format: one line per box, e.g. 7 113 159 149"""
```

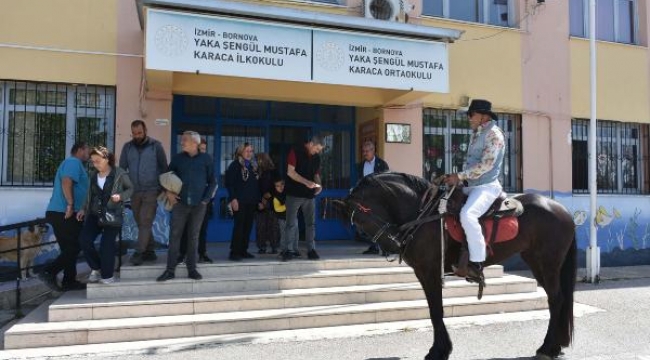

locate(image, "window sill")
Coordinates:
572 192 649 197
419 14 523 33
0 186 53 191
261 0 346 9
569 36 647 49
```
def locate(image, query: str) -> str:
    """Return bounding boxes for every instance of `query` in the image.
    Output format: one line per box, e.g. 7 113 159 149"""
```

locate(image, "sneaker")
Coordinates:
99 277 116 284
61 281 87 291
156 270 175 282
88 270 101 283
258 248 267 254
142 251 158 262
362 246 379 255
38 271 61 292
228 253 242 262
198 254 213 263
270 247 278 254
177 255 185 265
291 250 301 258
243 252 255 259
307 249 320 260
281 251 292 262
188 269 203 280
130 252 144 266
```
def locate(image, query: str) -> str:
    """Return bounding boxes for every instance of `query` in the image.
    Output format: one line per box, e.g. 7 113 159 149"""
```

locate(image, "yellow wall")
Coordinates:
416 17 523 111
0 0 118 85
571 38 650 122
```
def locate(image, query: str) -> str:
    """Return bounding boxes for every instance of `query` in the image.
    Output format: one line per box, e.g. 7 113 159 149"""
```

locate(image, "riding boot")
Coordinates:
466 261 485 284
452 247 470 278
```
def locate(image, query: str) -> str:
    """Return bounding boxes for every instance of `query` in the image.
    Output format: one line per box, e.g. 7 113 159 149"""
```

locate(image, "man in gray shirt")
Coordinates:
119 120 168 265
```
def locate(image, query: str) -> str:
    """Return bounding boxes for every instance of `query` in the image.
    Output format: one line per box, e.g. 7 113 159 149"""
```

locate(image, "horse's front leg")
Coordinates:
416 269 452 360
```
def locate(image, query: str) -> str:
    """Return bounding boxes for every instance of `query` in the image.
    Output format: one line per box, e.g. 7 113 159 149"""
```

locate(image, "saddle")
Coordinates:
446 193 523 243
445 193 524 279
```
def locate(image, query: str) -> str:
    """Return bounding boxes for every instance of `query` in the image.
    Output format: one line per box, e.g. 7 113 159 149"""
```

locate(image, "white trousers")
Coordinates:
460 181 503 262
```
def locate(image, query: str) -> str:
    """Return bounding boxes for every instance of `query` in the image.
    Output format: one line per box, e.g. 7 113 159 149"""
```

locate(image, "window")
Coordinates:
422 0 513 27
570 0 637 44
422 109 520 192
0 81 115 187
572 119 647 194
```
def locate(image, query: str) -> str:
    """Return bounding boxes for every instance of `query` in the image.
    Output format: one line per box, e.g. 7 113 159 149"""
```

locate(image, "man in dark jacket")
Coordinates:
356 141 390 255
156 131 217 282
282 135 324 261
119 120 168 266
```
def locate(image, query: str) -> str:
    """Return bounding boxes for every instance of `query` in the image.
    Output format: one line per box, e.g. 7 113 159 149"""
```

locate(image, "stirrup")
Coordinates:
465 262 486 300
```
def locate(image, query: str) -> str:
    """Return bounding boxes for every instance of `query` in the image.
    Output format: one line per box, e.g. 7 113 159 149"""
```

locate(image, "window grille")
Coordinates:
572 118 648 194
0 80 115 186
423 108 521 192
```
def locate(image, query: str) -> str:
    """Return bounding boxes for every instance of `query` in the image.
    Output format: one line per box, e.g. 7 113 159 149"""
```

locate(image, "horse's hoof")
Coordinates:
424 353 449 360
535 352 555 360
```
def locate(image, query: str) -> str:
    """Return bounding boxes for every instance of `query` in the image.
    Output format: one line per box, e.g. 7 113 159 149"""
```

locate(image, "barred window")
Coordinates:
572 119 648 194
423 108 521 192
0 81 115 187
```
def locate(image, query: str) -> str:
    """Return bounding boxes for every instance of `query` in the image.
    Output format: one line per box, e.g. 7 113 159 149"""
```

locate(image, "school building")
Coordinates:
0 0 649 264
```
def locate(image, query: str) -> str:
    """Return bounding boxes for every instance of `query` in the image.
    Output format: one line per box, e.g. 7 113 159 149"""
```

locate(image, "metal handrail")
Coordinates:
0 218 55 318
1 217 126 319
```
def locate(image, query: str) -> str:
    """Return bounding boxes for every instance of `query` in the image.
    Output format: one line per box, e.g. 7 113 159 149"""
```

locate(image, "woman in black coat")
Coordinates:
255 153 280 254
78 147 133 284
225 142 261 261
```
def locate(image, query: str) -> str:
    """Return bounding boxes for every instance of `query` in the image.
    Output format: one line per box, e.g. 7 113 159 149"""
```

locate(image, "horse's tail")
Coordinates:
558 234 577 347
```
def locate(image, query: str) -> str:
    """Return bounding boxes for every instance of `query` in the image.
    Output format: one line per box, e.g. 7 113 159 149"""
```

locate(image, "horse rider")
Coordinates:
444 99 506 281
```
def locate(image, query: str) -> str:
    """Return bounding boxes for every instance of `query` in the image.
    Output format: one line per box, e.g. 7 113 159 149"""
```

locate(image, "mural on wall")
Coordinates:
560 195 650 266
0 201 171 282
121 202 171 247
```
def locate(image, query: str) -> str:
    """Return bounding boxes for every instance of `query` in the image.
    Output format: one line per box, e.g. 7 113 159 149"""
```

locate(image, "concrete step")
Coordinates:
118 257 411 280
49 275 538 321
4 289 548 349
87 266 505 300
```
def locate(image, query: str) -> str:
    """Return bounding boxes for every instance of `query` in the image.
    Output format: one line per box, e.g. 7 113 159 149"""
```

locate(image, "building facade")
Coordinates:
0 0 649 265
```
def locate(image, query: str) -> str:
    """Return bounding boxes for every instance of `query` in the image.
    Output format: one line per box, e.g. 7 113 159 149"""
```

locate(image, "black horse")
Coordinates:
337 172 576 360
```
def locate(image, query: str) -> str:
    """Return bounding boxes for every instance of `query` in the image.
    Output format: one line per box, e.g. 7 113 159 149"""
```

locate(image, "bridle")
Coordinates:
350 202 400 249
349 185 457 264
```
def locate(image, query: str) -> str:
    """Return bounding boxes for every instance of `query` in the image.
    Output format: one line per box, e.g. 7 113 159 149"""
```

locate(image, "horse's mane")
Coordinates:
351 172 431 200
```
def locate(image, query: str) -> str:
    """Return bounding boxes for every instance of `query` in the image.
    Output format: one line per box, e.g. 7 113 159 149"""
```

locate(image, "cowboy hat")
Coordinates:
467 99 498 121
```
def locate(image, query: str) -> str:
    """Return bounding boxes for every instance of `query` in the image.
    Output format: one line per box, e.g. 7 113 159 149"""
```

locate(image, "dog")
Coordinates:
0 224 49 279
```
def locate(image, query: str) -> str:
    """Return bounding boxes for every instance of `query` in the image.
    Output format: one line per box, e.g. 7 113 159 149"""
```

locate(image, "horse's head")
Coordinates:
334 172 434 254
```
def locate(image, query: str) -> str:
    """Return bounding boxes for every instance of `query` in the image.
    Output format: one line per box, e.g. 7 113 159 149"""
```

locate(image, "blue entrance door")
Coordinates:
172 96 356 242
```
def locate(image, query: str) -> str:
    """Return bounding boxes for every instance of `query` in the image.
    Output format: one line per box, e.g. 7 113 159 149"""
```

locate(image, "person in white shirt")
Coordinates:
356 141 389 255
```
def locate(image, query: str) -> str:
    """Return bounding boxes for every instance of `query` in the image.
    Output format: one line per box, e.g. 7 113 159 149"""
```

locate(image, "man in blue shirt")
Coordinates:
40 142 90 291
157 131 217 282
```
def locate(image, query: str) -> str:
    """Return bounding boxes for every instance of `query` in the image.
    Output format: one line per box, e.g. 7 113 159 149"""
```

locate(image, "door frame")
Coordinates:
171 96 357 242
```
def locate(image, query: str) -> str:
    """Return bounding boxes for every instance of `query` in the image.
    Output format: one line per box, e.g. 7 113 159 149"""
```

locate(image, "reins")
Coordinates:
351 183 457 265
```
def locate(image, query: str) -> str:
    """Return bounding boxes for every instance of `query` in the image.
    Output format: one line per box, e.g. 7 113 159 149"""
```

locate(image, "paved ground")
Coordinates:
1 266 648 360
80 277 648 360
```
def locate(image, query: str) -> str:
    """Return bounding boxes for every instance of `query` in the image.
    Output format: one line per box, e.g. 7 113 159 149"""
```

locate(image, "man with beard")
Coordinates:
119 120 168 265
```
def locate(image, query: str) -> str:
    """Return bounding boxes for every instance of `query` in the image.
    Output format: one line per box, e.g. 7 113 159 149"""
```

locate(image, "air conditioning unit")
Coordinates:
364 0 401 21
